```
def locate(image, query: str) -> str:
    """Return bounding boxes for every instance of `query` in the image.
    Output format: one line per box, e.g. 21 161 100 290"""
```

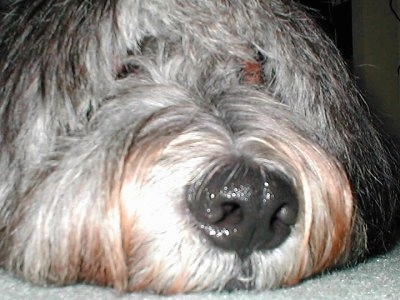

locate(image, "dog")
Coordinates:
0 0 398 294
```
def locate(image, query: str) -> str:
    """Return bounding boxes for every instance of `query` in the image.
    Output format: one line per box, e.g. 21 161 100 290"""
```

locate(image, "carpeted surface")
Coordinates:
0 243 399 300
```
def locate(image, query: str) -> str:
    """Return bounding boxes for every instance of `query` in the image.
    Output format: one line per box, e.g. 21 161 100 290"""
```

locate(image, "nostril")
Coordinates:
189 189 244 226
215 202 243 227
275 204 298 226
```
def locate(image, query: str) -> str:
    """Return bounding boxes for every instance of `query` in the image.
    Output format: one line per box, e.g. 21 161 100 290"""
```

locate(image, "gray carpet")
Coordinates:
0 243 399 300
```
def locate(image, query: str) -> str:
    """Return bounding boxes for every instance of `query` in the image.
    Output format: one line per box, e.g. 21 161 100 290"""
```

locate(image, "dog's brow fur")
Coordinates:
0 0 398 294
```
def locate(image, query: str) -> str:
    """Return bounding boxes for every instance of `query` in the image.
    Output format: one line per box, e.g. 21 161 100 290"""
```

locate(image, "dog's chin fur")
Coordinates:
0 0 398 294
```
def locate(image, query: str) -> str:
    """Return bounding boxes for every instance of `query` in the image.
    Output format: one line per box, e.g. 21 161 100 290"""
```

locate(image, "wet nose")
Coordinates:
187 162 298 258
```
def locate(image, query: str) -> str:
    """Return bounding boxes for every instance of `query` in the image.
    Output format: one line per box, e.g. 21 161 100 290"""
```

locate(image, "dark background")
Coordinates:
298 0 353 63
299 0 400 143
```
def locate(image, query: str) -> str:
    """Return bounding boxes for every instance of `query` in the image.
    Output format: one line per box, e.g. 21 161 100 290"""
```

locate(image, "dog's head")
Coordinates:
0 0 396 294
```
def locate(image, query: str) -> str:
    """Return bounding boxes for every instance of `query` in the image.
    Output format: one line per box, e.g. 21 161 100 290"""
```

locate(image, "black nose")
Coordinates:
187 162 298 258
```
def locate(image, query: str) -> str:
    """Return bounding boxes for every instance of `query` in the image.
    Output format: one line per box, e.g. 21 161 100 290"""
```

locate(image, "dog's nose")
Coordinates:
188 162 298 258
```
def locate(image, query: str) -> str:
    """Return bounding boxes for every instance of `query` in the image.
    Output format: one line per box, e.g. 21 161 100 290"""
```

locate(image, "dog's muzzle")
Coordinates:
187 161 299 258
